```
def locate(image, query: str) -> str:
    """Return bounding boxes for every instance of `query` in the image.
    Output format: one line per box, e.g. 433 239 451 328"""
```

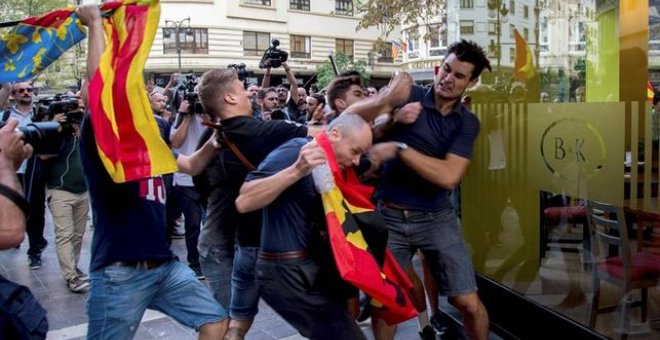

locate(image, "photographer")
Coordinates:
1 82 48 270
43 108 90 293
0 118 49 340
169 98 208 278
261 62 303 121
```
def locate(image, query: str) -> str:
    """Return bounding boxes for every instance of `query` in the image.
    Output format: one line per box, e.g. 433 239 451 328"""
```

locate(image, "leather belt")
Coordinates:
110 260 166 270
381 200 411 211
258 250 308 261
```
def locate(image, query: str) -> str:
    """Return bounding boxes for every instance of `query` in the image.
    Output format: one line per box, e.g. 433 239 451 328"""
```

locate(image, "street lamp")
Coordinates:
487 0 509 81
164 17 192 72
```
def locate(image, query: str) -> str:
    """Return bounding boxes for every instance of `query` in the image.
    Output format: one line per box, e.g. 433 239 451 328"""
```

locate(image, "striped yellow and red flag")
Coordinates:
88 0 176 183
316 132 417 325
647 81 655 101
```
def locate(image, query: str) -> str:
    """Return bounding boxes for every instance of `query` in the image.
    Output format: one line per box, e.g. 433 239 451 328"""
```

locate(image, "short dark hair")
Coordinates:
327 75 362 111
446 39 492 80
258 87 277 100
310 93 325 107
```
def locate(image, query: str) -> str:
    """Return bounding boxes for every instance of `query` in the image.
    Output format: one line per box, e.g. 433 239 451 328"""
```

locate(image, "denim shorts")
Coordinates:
230 246 260 320
86 260 227 339
380 206 477 297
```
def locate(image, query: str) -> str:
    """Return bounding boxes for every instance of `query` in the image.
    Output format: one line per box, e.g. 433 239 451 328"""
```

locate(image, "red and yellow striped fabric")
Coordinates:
316 132 417 325
88 0 176 183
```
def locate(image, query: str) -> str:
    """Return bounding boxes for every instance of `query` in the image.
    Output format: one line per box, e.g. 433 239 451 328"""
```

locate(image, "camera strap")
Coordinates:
222 132 256 171
0 184 29 218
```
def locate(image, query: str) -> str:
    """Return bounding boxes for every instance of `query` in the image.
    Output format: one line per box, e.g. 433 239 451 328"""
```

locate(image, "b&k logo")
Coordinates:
540 118 606 180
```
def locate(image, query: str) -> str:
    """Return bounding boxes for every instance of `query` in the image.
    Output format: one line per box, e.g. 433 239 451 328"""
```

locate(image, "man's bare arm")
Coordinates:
235 141 324 213
344 72 414 123
176 133 220 176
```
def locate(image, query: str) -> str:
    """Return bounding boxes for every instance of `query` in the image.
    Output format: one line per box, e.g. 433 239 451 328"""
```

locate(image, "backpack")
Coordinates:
0 275 48 340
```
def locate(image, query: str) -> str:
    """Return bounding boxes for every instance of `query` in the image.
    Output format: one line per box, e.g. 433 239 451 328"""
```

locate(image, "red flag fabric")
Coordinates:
88 0 177 183
316 132 417 325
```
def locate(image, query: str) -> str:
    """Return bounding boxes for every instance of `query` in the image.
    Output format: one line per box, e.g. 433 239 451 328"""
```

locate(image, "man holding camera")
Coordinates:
1 82 48 270
43 110 90 293
169 99 207 278
261 61 304 122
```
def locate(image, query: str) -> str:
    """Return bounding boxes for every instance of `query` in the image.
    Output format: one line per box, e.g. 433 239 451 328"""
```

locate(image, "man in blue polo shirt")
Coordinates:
368 40 492 340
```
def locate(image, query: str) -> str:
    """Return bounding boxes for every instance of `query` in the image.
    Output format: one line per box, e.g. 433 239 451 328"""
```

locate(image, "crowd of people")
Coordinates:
0 4 493 340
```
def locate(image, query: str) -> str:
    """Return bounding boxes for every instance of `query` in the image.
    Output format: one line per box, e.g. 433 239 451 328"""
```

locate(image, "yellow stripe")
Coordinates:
97 16 124 182
321 185 371 251
124 0 177 176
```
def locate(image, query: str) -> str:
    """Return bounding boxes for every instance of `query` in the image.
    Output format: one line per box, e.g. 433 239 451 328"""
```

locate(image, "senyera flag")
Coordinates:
315 132 417 325
89 0 177 183
0 7 86 82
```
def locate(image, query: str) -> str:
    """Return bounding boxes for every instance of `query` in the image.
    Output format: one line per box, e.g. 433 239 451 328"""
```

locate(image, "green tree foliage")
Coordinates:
0 0 85 93
353 0 446 48
315 52 369 90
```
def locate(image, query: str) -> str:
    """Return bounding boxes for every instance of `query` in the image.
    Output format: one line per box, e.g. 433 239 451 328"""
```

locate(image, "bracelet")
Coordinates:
0 183 29 218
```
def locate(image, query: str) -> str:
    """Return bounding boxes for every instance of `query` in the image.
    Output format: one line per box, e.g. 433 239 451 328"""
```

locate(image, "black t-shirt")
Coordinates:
79 117 174 271
374 85 480 211
198 116 308 249
245 138 326 252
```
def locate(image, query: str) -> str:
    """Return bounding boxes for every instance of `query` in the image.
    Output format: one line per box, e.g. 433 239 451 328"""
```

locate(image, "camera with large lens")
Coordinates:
259 39 289 69
227 63 252 82
0 120 64 156
180 73 204 115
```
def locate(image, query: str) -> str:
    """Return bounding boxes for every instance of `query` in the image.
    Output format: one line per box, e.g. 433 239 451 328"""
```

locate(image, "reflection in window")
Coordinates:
243 31 270 56
429 24 446 57
290 0 310 11
291 35 311 59
509 0 515 14
405 27 420 59
489 21 497 35
335 0 353 16
163 27 208 54
460 0 474 8
335 38 353 59
524 5 529 18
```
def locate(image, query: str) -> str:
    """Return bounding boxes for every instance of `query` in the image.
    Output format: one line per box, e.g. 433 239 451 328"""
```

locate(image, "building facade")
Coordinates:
146 0 400 88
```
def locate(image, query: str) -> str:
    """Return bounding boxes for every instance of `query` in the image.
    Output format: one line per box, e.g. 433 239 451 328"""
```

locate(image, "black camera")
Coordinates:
259 39 289 69
179 73 204 115
36 94 84 125
228 63 251 82
0 120 65 156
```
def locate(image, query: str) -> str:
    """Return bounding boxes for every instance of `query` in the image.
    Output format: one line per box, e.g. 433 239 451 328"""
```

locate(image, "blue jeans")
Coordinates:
86 260 226 340
230 246 259 320
174 185 203 267
199 238 235 310
380 206 478 297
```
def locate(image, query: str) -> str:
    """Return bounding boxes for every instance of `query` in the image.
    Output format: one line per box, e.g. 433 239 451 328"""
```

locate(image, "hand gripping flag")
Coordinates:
315 132 417 325
0 8 86 82
88 0 177 183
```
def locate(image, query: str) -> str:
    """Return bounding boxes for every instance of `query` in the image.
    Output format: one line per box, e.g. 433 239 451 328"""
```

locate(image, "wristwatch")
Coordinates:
396 142 408 153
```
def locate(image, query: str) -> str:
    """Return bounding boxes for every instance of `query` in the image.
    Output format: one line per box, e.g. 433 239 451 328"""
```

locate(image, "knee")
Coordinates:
449 294 483 319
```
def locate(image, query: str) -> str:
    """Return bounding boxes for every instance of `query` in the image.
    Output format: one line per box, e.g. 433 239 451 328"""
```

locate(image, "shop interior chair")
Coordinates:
540 191 588 259
585 200 660 338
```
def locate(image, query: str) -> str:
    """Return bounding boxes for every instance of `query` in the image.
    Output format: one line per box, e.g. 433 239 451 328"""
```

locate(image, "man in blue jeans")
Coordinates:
77 6 227 339
368 40 492 340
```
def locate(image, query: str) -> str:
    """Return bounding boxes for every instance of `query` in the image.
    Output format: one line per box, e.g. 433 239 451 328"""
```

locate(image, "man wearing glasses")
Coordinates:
2 83 48 270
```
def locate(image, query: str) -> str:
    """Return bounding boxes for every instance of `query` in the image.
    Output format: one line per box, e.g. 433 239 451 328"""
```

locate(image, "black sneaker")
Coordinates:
419 325 436 340
191 265 205 280
66 276 90 293
28 254 42 270
76 268 89 281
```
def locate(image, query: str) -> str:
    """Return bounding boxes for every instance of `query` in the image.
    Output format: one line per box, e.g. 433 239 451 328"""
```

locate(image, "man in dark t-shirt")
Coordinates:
368 40 492 340
235 113 373 340
77 6 227 339
197 68 313 339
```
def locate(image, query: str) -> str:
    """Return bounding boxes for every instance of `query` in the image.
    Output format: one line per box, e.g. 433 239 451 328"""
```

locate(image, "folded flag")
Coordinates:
88 0 177 183
315 132 417 325
0 7 86 82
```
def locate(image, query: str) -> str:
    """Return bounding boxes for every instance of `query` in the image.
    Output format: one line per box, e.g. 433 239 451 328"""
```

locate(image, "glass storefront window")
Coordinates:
435 0 660 338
